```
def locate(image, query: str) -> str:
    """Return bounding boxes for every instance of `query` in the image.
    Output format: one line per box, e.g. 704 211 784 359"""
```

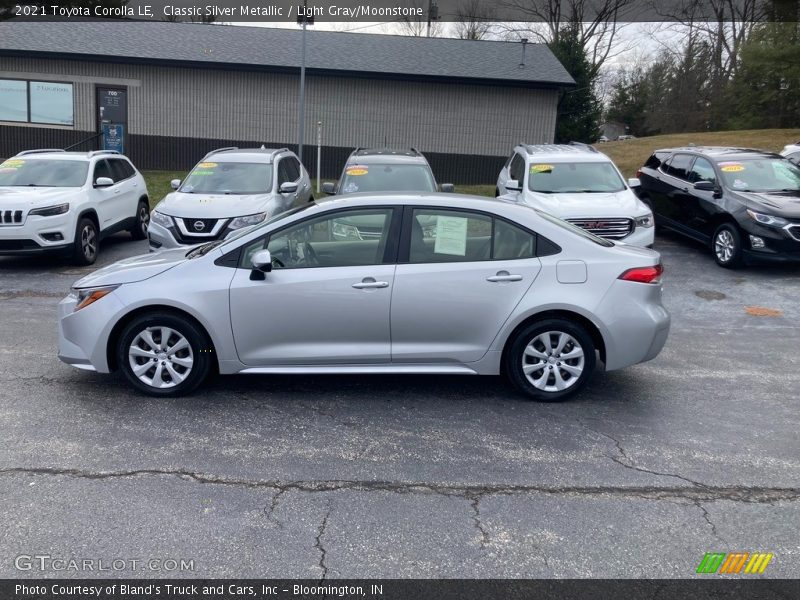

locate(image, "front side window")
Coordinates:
339 163 436 194
688 157 716 184
239 208 393 269
509 153 525 182
717 158 800 192
180 162 272 195
0 158 88 187
93 160 113 183
527 162 625 193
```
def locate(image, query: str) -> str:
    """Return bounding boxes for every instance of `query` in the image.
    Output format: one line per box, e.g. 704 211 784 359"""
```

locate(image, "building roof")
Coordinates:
0 20 574 88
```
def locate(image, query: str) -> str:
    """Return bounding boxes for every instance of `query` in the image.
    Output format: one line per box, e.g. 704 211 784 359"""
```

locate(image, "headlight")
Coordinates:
29 203 69 217
635 213 654 228
69 285 120 312
746 209 788 227
150 210 173 228
229 212 267 230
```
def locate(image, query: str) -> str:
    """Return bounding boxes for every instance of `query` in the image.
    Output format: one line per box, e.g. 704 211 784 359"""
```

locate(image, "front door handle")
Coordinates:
352 278 389 289
487 272 523 282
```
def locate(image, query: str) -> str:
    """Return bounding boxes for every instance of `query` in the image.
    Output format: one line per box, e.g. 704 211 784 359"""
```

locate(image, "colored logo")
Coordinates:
696 552 773 574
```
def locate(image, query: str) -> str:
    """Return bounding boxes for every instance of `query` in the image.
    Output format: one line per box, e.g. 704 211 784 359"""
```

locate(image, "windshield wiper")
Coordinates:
186 240 224 259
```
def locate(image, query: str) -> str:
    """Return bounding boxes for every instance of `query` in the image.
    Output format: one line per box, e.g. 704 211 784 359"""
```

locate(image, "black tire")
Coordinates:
117 312 213 397
130 200 150 240
505 318 596 402
72 217 98 265
711 223 744 269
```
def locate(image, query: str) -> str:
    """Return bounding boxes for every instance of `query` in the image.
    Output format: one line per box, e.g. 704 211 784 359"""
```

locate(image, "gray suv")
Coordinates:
148 147 312 250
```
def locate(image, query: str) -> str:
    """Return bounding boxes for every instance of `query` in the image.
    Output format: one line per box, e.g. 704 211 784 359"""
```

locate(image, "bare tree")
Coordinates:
452 0 497 40
395 0 443 36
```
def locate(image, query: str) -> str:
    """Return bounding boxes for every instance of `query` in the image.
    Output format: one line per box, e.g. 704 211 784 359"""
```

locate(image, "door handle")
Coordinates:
487 272 523 282
352 279 389 289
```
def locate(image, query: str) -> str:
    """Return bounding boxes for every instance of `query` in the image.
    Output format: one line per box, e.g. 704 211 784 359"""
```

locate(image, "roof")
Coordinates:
347 148 428 165
202 147 291 163
658 146 781 159
11 149 124 160
0 21 575 88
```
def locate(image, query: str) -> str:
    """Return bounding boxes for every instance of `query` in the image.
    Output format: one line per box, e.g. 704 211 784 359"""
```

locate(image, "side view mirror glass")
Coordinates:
627 177 641 188
322 182 336 195
506 179 522 191
440 183 455 193
251 249 272 273
279 182 298 194
94 177 114 188
694 180 716 191
170 179 181 190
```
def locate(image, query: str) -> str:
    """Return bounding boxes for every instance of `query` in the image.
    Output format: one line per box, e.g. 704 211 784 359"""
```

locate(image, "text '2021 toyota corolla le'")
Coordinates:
58 193 670 402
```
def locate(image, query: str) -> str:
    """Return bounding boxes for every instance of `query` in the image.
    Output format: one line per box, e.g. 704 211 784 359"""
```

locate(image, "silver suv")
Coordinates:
497 143 654 247
148 147 312 250
322 148 454 195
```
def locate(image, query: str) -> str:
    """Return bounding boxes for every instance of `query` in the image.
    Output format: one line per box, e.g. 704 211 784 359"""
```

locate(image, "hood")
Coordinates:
0 186 78 207
72 247 190 288
519 189 648 219
156 191 277 219
734 190 800 219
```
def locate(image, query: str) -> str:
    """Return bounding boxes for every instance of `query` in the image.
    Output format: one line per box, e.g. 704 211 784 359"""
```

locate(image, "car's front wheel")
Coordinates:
505 318 596 402
712 223 744 269
130 200 150 240
117 312 213 397
73 217 98 265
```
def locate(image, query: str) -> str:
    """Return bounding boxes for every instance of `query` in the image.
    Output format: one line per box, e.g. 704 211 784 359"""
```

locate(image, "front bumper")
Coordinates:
57 291 125 373
740 220 800 263
0 212 75 255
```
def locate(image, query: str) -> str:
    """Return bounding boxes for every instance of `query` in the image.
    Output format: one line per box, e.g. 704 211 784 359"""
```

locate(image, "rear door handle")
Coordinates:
352 279 389 289
487 273 523 282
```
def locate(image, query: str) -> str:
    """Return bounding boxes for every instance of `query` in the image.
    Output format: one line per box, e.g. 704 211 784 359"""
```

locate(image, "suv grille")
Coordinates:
0 210 24 225
182 218 218 234
566 218 633 240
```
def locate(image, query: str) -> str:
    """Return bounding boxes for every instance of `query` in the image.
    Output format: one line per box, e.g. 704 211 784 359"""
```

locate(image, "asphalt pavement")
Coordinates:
0 231 798 579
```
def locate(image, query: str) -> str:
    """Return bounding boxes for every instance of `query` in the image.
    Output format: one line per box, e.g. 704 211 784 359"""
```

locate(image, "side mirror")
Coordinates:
505 179 522 192
170 179 181 190
440 183 455 193
322 182 336 195
627 177 641 188
694 180 715 191
279 182 298 194
250 249 272 281
94 177 114 188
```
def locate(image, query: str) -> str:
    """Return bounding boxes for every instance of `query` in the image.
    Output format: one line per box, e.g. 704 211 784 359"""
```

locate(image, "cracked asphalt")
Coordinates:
0 230 798 579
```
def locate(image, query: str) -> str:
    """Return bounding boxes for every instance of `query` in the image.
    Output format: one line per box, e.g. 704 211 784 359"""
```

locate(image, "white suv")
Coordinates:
0 149 150 264
497 143 654 247
148 147 312 250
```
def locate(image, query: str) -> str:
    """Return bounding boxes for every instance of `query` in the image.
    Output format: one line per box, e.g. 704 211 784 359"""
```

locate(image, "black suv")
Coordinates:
322 148 454 195
635 146 800 268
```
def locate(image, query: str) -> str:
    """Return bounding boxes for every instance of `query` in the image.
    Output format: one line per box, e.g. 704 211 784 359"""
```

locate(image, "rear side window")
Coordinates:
493 219 535 260
663 154 693 180
645 152 669 169
108 158 134 182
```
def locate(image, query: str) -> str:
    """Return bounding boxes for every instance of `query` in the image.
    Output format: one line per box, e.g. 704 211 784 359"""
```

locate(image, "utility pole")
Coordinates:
297 0 314 164
426 0 438 37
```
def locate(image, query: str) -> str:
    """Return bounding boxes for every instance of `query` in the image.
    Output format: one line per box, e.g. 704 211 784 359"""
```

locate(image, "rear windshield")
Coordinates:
339 163 436 193
535 209 615 247
528 162 625 193
0 158 88 187
180 161 273 195
716 158 800 192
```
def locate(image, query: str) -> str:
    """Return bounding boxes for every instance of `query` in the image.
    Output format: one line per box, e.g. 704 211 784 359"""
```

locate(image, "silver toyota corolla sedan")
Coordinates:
57 193 670 402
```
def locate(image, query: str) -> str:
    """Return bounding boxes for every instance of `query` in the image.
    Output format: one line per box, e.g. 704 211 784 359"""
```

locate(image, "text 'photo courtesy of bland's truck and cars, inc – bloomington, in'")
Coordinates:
0 1 798 599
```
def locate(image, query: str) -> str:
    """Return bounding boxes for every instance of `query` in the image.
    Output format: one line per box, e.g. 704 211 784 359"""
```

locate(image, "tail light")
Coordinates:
635 169 642 178
619 264 663 284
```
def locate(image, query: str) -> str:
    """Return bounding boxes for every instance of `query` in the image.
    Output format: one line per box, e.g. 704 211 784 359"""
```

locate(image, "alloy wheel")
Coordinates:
81 224 97 261
521 331 585 392
139 205 150 237
714 229 735 263
128 326 194 389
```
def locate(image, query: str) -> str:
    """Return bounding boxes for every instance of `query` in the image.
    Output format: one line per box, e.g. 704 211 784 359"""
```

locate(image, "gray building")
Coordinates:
0 21 573 183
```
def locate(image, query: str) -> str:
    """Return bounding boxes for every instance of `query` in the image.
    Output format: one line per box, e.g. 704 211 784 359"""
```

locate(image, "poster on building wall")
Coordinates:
102 123 125 154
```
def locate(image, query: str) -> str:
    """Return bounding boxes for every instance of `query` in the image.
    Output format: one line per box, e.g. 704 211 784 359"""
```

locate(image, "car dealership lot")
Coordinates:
0 232 798 578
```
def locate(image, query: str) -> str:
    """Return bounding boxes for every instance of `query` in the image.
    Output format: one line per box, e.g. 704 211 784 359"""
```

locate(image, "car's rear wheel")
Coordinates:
712 223 744 269
73 217 98 265
505 318 596 402
130 200 150 240
117 313 213 397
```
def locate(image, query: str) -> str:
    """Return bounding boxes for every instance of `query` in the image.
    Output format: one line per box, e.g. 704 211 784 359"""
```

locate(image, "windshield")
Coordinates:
717 158 800 192
179 161 273 195
534 209 615 247
0 158 88 187
338 163 436 194
527 162 625 193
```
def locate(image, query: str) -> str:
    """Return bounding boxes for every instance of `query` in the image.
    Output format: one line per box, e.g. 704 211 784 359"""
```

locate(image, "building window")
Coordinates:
0 79 74 126
0 79 28 122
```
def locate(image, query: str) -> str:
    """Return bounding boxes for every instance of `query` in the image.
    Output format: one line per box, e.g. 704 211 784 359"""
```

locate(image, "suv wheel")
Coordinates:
117 312 213 397
505 319 596 402
712 223 744 269
73 217 98 265
130 200 150 240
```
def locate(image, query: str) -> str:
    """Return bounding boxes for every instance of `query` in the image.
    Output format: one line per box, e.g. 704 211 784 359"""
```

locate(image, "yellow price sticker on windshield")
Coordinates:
346 166 368 176
0 159 24 169
720 163 745 172
198 162 218 169
530 164 554 173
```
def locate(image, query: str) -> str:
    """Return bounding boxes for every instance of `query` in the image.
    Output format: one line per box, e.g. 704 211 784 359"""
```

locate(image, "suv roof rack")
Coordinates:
567 141 599 153
16 149 66 156
88 150 121 157
269 147 289 161
202 146 239 160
